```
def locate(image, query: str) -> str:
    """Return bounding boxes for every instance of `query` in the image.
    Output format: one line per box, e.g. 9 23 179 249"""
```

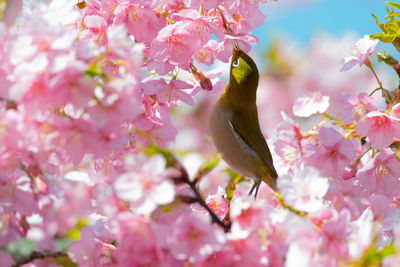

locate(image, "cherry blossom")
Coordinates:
273 112 304 173
192 187 228 220
216 32 259 62
230 197 268 232
348 208 374 258
332 92 377 124
370 195 400 231
278 167 329 213
150 21 203 70
382 225 400 266
285 242 312 267
340 35 379 71
0 174 39 216
293 91 330 117
152 79 195 108
167 214 224 261
68 226 115 267
113 155 175 214
390 102 400 119
355 111 400 150
320 209 352 258
189 0 225 10
303 127 357 178
113 213 167 266
83 14 108 46
356 149 400 199
113 1 165 43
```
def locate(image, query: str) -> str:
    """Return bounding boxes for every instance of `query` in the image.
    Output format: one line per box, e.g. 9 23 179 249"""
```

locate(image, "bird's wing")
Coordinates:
229 106 278 178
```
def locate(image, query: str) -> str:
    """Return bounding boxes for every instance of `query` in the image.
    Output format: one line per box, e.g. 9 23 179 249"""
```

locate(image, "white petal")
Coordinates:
286 243 310 267
114 174 143 202
151 181 175 205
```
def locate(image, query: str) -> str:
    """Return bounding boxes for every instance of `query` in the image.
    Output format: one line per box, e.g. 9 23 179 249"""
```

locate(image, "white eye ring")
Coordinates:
232 58 239 67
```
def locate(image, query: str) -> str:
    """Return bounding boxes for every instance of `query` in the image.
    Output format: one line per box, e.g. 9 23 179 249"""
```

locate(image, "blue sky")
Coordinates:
254 0 389 48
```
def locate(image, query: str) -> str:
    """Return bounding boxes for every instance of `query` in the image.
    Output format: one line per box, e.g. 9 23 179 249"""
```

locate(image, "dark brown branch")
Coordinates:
0 97 18 110
169 156 232 232
192 169 205 185
392 40 400 54
13 251 68 267
187 178 232 232
177 194 198 204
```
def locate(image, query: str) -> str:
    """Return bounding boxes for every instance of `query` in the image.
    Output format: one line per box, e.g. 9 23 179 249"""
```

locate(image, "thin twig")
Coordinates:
369 87 384 96
367 62 393 104
368 62 384 89
13 251 68 267
192 169 205 185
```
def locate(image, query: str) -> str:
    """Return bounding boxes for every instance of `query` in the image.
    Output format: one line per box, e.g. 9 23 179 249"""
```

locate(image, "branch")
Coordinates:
13 251 68 267
366 60 393 105
0 97 18 110
169 155 232 232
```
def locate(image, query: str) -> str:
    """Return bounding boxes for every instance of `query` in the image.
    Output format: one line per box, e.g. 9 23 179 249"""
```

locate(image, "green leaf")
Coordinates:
197 153 222 178
222 168 242 180
358 243 396 266
84 63 101 78
377 52 397 65
142 143 177 168
223 169 245 203
384 16 400 34
84 70 98 78
54 238 74 251
161 204 171 214
371 13 385 31
384 11 400 19
381 243 396 257
370 32 398 42
52 255 78 267
362 245 379 266
386 2 400 9
6 239 37 261
66 219 88 240
371 11 400 42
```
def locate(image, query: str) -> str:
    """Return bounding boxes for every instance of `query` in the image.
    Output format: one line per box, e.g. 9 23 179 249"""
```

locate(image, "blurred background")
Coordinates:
258 0 386 48
250 0 389 68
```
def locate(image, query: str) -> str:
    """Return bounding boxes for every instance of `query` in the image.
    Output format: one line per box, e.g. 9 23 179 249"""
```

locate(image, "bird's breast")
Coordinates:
209 102 265 178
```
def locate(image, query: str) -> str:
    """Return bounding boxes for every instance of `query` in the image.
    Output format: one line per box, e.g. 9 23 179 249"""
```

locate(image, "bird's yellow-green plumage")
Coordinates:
209 49 278 197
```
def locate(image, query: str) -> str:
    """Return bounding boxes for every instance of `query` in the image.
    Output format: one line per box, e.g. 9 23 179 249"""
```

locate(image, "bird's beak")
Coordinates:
233 42 241 54
233 46 241 57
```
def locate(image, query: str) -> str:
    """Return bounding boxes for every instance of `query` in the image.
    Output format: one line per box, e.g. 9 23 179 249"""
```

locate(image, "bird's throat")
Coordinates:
220 78 257 108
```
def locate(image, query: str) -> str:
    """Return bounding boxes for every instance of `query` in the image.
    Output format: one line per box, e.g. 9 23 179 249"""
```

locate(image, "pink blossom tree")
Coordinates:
1 1 400 266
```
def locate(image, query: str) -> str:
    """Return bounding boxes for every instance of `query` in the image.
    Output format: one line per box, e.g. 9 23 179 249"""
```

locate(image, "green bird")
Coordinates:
209 48 278 198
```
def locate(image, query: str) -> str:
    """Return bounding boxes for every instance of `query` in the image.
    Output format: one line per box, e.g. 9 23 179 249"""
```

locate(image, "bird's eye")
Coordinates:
232 58 239 68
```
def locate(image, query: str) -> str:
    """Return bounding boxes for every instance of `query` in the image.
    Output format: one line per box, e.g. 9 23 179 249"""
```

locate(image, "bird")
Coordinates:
209 48 278 198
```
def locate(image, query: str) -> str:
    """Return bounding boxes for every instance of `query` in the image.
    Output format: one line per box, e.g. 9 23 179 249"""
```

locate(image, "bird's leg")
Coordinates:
248 179 261 199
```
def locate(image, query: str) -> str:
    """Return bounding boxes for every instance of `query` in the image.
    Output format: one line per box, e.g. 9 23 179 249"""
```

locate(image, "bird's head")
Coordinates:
230 48 259 88
221 48 259 106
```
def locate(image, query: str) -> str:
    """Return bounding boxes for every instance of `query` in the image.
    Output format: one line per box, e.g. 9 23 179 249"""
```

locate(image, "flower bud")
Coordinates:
342 165 357 180
191 64 213 91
